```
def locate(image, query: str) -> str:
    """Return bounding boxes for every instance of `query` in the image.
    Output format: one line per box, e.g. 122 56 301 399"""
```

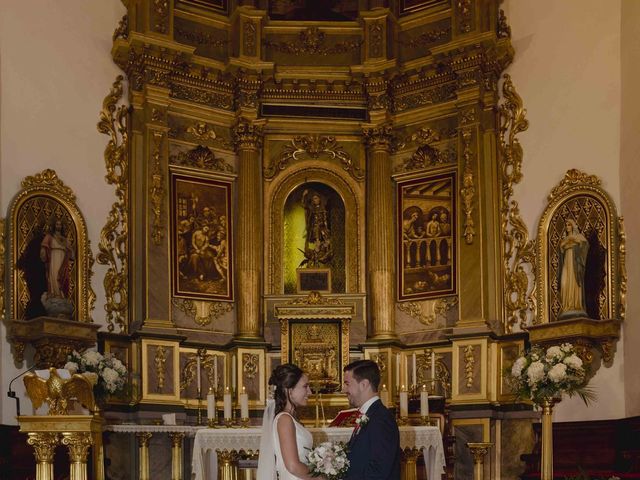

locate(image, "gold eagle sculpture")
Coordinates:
23 367 96 415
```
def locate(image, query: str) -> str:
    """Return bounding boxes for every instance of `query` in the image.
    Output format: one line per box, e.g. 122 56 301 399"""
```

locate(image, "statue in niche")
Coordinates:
299 189 333 267
39 218 75 318
558 219 589 319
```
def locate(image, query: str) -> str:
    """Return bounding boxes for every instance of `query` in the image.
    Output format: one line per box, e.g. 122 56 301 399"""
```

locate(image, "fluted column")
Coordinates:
233 118 264 341
467 442 492 480
169 432 186 480
62 432 92 480
136 432 153 480
27 432 59 480
363 124 398 341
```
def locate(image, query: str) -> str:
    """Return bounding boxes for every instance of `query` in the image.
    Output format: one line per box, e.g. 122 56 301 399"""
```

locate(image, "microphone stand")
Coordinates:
7 364 38 417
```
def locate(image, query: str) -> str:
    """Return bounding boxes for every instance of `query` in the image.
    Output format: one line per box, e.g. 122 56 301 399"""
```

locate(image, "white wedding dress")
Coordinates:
273 412 313 480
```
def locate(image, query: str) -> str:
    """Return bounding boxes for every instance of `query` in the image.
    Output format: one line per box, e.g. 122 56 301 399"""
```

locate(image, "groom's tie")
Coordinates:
350 410 363 441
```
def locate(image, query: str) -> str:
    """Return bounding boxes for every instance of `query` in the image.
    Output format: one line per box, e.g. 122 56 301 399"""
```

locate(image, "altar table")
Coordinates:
192 425 446 480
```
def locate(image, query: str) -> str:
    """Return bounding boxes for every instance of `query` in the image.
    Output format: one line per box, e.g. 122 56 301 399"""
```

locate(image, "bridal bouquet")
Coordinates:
507 343 593 406
65 349 128 399
307 441 350 480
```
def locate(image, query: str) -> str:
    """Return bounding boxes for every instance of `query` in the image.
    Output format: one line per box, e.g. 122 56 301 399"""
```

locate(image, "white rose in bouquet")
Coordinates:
545 346 563 363
526 361 545 387
511 357 527 378
563 354 583 370
548 363 567 383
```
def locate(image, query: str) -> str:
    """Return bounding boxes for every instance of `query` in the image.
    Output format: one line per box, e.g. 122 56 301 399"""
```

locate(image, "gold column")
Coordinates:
233 118 264 341
136 432 153 480
467 442 492 480
540 398 556 480
363 124 398 341
400 447 421 480
169 432 185 480
217 449 239 480
62 432 92 480
27 432 59 480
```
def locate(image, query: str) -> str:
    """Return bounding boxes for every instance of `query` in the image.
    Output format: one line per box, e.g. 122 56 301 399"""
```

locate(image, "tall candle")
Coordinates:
395 355 400 387
207 389 216 420
223 386 232 419
240 386 249 419
420 385 429 418
431 351 436 380
196 355 201 393
399 387 409 418
231 355 237 390
412 353 417 386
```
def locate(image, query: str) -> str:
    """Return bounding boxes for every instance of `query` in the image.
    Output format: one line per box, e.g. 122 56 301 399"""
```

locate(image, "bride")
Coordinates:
257 363 318 480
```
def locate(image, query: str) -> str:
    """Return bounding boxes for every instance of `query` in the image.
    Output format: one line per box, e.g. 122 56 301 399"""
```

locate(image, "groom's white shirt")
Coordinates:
359 395 380 415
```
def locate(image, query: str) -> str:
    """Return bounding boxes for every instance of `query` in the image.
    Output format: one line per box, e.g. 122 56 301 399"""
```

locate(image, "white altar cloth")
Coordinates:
192 425 445 480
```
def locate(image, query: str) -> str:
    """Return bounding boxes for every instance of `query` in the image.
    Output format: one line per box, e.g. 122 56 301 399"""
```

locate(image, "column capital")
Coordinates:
61 432 92 463
136 431 153 447
27 432 60 462
362 123 395 152
467 442 493 464
233 118 265 151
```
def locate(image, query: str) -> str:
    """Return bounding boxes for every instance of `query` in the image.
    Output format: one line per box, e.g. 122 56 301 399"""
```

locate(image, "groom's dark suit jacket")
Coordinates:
346 399 400 480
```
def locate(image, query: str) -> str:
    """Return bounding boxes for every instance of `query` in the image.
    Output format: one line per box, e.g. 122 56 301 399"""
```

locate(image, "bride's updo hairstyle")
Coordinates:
269 363 304 415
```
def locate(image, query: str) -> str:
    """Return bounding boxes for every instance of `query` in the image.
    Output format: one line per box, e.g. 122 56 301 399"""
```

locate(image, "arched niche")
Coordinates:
266 164 364 295
283 182 346 293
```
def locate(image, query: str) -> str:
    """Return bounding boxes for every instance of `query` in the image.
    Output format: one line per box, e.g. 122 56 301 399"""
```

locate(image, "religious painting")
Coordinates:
547 196 608 321
283 182 345 294
268 0 358 21
170 170 233 301
397 171 457 301
14 197 78 320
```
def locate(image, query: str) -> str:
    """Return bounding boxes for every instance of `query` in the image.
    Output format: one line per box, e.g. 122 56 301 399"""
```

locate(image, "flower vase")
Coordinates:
540 397 558 480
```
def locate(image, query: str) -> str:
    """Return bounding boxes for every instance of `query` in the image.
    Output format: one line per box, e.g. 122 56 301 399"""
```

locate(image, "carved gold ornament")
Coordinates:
233 118 263 151
618 217 627 321
150 131 165 245
113 14 128 41
153 0 169 34
264 27 361 56
460 129 476 244
170 145 234 173
186 122 218 142
456 0 473 33
398 297 458 326
96 76 130 333
498 74 535 332
463 345 474 389
155 345 168 391
264 135 364 181
242 353 259 380
172 298 233 327
497 10 511 39
401 27 451 49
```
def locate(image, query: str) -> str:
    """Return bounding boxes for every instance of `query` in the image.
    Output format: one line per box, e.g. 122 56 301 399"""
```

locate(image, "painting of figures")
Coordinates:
171 171 233 301
397 171 456 301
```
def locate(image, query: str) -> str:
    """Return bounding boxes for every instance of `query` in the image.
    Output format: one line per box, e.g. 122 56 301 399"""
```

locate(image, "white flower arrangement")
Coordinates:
507 343 593 406
354 413 369 427
66 349 128 400
307 441 350 480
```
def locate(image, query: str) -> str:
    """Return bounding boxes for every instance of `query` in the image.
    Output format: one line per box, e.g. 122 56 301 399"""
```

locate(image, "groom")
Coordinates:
342 360 400 479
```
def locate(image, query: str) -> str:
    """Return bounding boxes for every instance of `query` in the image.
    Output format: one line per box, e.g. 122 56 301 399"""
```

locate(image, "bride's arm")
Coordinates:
276 415 319 480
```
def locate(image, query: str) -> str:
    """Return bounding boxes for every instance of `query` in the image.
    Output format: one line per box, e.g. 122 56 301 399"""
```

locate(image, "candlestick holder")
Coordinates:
196 387 203 426
419 415 431 426
239 417 250 428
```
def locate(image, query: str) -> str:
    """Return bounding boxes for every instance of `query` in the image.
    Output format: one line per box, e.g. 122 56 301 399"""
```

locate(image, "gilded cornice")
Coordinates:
547 169 601 202
21 169 76 202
